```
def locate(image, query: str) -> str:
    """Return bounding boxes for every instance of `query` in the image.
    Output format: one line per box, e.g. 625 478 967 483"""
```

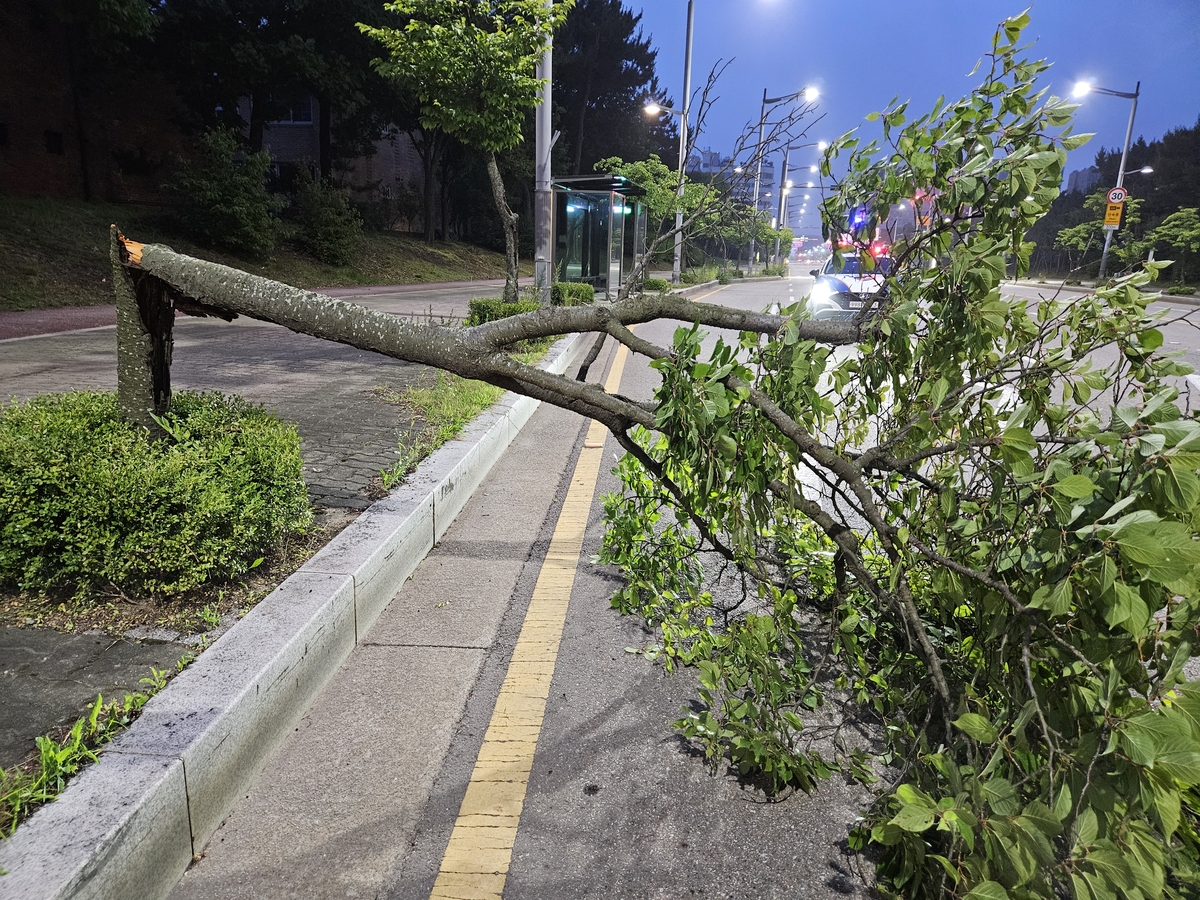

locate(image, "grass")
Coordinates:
374 341 553 489
0 195 529 312
0 667 173 836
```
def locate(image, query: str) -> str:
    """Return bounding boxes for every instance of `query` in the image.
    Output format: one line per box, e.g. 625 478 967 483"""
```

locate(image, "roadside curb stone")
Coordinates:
0 331 589 900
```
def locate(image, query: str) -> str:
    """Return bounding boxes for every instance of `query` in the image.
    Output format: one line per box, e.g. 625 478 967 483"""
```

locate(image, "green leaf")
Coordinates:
890 803 937 832
1019 800 1062 836
1052 474 1097 499
1001 426 1036 451
953 712 998 744
964 881 1010 900
981 777 1019 815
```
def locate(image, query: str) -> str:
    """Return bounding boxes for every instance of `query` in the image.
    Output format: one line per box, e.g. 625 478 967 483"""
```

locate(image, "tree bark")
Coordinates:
317 93 332 179
486 153 521 303
248 90 268 153
111 227 173 433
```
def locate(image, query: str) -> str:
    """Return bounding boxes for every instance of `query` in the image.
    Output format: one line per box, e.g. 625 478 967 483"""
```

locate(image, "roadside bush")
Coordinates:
563 282 594 304
549 282 595 306
680 265 718 285
762 262 788 277
0 391 311 600
1166 283 1198 296
643 277 671 293
465 297 540 325
171 127 280 257
296 174 365 266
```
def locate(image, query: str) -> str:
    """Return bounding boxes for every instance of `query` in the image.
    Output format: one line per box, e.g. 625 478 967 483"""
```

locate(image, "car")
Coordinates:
807 254 892 319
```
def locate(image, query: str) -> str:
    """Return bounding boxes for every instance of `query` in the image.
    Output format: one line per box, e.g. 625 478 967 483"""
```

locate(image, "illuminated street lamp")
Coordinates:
1073 79 1142 280
642 1 695 284
750 85 820 269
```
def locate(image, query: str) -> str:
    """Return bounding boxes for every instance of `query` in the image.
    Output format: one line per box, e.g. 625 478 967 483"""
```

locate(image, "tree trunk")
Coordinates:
572 69 593 176
317 93 332 179
110 227 173 434
248 90 268 153
63 24 92 201
487 153 521 303
411 127 441 243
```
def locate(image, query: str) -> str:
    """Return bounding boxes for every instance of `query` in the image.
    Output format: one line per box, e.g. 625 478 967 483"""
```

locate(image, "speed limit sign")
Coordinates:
1108 186 1128 204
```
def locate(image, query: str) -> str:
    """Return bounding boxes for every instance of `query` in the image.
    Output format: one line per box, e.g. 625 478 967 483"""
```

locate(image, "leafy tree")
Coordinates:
1150 207 1200 283
554 0 671 174
1053 189 1146 276
360 0 573 303
154 0 396 178
171 127 280 256
114 14 1200 897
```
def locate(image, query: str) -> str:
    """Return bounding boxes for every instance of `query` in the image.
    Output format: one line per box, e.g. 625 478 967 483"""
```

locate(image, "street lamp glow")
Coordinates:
808 164 818 172
806 181 814 188
786 179 794 188
734 166 743 173
1072 81 1091 99
803 194 810 200
817 141 829 151
1136 165 1153 174
643 102 661 115
804 86 819 103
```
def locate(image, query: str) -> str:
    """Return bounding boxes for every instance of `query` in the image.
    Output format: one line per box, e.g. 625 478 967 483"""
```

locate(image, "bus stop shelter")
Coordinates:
553 174 648 300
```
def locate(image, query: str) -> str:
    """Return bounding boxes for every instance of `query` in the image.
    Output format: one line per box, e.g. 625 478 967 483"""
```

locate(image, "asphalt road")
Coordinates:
384 275 876 900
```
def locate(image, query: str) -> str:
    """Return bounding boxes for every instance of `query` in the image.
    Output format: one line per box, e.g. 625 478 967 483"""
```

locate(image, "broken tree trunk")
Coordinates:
110 228 857 434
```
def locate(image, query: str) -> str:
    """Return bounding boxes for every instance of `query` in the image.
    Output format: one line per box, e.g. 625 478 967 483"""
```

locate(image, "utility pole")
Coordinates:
533 0 554 305
1096 81 1140 282
671 0 694 285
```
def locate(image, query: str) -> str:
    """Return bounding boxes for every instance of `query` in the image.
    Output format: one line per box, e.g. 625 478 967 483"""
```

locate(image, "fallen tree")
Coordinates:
110 15 1200 899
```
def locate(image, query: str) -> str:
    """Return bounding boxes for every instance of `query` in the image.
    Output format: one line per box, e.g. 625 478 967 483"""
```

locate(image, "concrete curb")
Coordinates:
0 331 591 900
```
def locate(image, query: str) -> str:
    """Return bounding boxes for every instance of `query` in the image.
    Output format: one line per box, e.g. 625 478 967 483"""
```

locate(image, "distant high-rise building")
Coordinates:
1066 166 1102 195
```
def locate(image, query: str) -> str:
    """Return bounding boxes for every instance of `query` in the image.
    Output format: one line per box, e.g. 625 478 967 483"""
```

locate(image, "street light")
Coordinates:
772 139 825 264
750 85 820 270
1073 79 1142 280
642 1 695 284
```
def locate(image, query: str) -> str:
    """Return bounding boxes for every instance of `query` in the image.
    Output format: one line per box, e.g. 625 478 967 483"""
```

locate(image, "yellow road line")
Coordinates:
429 341 629 900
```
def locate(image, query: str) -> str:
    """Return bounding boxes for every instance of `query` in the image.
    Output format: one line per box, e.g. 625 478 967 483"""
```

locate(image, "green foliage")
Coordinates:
762 262 788 277
643 277 671 293
1150 208 1200 283
295 173 365 266
465 297 541 325
171 127 280 257
563 282 594 304
598 15 1200 898
361 0 572 154
546 282 596 307
1 668 170 835
680 266 718 285
0 391 311 600
377 373 503 489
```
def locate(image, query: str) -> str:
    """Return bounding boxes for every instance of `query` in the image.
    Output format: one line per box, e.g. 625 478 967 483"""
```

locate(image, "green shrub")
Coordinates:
465 297 541 325
563 282 594 304
680 265 718 285
643 277 671 293
296 174 365 266
0 391 311 600
762 262 788 277
549 283 568 306
171 127 280 257
1165 283 1198 296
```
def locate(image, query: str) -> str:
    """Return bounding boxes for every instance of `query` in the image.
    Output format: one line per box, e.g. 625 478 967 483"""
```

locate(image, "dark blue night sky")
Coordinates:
629 1 1200 235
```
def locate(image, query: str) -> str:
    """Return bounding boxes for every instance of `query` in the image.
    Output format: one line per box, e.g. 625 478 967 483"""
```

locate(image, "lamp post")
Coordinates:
533 0 554 305
772 141 826 264
1073 80 1141 281
750 85 819 272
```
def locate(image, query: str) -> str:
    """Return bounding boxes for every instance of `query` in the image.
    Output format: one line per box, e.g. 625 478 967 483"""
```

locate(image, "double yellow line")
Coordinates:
429 342 630 900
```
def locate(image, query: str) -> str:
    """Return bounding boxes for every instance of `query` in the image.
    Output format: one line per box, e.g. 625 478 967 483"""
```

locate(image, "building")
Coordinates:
1066 166 1102 195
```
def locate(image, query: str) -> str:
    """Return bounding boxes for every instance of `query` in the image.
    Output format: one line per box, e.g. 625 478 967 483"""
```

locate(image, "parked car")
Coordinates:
807 254 892 319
